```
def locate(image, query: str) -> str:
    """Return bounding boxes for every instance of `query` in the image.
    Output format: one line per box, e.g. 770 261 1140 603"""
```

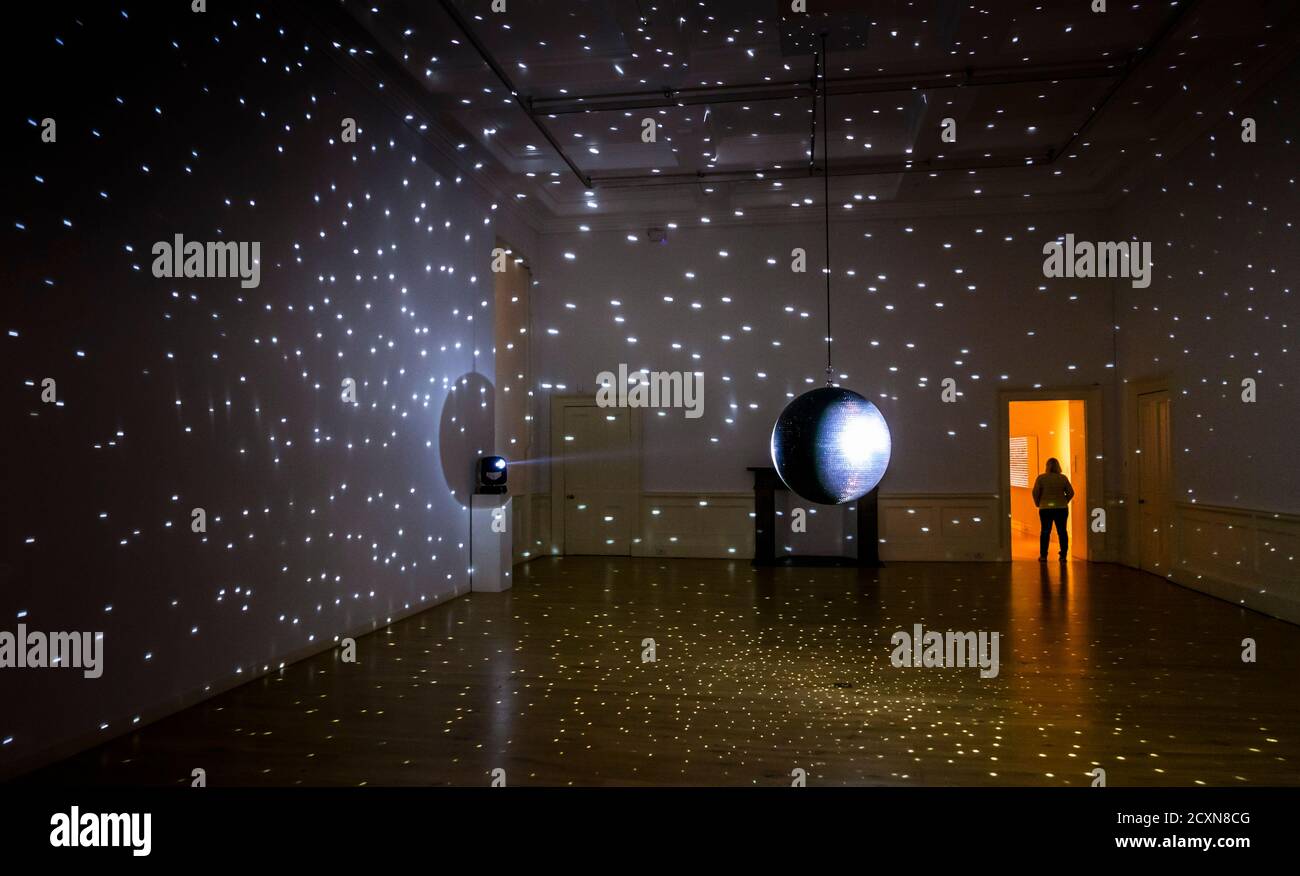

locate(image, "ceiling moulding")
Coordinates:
1100 18 1300 211
431 0 593 188
1049 0 1202 164
437 0 1200 206
578 0 1199 193
534 192 1114 236
290 0 550 234
527 59 1127 116
586 153 1055 189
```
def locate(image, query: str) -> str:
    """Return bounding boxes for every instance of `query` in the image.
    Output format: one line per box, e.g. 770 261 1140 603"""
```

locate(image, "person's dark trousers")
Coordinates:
1038 508 1069 559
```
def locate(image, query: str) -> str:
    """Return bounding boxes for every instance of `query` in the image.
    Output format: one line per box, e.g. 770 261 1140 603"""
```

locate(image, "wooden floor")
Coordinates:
19 557 1300 787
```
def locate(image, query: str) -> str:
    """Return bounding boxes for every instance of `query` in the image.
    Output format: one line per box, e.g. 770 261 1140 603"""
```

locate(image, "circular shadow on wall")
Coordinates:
439 371 494 509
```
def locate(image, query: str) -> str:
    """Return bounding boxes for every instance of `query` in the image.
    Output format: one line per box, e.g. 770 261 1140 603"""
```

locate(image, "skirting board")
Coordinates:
877 493 1002 561
518 491 1300 625
525 491 1005 562
0 582 472 782
511 491 553 565
1169 502 1300 625
634 492 755 559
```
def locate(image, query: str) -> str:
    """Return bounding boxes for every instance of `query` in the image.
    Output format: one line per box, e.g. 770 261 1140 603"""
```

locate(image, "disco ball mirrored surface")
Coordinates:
770 386 892 505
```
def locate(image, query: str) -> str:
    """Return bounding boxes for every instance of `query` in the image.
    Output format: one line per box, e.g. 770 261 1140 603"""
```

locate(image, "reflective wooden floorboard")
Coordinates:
20 557 1300 786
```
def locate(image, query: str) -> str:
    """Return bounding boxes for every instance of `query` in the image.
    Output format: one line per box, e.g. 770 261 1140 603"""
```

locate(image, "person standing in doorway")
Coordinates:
1032 457 1075 562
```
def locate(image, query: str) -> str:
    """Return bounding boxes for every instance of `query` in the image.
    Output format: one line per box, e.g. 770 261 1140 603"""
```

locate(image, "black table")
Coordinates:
747 467 881 567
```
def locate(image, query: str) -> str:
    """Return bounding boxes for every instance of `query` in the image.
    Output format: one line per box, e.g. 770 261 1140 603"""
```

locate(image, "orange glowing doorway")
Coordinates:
1006 399 1089 561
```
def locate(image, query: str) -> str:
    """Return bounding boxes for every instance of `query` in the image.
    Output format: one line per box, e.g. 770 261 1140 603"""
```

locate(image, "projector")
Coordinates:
476 456 508 494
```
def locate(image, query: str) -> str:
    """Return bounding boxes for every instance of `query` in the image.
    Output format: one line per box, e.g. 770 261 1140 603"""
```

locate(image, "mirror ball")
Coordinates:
769 386 892 505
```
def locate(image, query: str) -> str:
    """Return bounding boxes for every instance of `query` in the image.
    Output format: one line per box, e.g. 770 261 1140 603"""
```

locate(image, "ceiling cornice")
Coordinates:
291 0 550 234
534 191 1115 235
1099 21 1300 213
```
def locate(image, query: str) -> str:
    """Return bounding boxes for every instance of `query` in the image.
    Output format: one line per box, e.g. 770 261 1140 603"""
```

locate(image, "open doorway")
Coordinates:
1007 399 1089 561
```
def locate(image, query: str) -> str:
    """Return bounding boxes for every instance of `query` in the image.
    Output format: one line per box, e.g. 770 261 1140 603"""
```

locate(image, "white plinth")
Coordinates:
471 494 513 592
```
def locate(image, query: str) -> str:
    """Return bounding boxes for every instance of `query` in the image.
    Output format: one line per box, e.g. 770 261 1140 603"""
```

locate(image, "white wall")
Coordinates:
532 210 1114 501
1 3 531 776
1113 60 1300 515
1100 59 1300 622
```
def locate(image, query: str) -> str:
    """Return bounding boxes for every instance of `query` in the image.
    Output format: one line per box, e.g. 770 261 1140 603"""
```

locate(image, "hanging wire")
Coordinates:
821 33 833 384
808 37 819 177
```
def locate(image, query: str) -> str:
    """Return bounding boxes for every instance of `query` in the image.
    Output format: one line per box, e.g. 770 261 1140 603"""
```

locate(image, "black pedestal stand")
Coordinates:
747 466 882 567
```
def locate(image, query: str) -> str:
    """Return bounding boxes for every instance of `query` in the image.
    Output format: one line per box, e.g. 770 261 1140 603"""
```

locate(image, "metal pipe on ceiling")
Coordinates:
433 0 593 188
527 59 1130 116
588 152 1054 189
1054 0 1202 160
407 0 1199 192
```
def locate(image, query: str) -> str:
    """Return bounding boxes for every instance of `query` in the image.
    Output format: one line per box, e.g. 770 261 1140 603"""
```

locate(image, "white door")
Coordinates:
562 405 636 555
1137 391 1171 574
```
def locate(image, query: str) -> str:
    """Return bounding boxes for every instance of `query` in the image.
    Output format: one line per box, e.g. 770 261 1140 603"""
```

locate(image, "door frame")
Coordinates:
549 394 643 556
1123 376 1173 574
997 386 1105 562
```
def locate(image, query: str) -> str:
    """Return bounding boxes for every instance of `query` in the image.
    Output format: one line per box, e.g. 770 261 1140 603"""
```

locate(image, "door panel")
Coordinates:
1137 391 1171 574
562 405 635 555
1067 399 1088 560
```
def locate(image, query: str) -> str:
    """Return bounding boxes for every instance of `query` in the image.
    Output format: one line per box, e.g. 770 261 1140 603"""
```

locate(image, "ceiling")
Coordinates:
311 0 1300 228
